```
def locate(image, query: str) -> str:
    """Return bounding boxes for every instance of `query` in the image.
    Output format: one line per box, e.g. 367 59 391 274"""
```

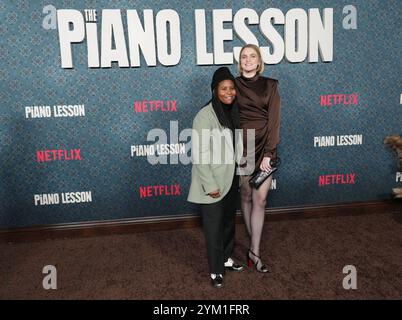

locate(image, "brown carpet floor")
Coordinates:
0 211 401 300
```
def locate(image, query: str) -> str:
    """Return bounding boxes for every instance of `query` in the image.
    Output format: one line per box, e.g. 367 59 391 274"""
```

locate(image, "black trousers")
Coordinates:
200 175 239 274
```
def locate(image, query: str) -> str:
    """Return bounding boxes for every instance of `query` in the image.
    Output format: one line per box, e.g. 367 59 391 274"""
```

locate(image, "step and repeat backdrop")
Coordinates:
1 0 401 228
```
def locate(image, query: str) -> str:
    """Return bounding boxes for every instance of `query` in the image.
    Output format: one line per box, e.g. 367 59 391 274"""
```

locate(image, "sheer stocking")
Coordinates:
240 175 272 266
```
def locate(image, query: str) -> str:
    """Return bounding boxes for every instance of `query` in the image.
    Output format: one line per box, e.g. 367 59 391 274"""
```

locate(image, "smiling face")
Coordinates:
240 47 261 76
216 80 236 104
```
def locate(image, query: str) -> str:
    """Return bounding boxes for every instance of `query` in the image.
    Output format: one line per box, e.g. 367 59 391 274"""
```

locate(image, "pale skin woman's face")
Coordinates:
217 80 236 104
240 47 260 76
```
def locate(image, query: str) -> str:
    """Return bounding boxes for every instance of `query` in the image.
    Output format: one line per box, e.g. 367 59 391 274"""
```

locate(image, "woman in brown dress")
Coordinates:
235 44 281 273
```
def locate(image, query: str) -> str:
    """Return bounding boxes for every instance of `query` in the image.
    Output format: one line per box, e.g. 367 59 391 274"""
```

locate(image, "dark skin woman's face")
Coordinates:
216 80 236 104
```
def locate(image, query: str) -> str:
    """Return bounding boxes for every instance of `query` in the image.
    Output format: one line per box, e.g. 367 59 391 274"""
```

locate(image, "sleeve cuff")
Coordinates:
202 182 220 195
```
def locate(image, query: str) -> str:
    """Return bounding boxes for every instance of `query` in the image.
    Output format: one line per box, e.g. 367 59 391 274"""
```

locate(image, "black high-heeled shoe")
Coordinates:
247 249 269 273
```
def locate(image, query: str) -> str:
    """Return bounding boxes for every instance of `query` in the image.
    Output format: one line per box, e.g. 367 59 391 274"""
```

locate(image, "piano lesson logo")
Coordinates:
34 191 92 205
25 104 85 118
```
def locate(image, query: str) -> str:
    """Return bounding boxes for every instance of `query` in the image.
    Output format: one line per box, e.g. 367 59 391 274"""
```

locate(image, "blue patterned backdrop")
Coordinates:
0 0 401 228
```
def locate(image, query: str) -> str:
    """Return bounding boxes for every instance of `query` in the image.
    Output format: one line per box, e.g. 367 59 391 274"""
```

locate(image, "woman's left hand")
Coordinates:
260 157 272 172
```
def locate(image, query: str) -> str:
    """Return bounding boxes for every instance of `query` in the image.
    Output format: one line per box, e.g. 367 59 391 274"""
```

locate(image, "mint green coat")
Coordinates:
187 103 243 204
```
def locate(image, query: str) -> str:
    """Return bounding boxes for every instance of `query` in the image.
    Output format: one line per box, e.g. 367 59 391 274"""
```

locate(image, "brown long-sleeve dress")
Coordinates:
235 74 281 173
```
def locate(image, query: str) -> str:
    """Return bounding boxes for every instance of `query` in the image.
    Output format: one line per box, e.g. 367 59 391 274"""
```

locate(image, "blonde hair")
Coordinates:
237 44 264 75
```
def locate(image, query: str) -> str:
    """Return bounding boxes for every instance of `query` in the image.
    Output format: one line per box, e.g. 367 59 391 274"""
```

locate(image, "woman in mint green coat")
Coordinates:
188 67 244 288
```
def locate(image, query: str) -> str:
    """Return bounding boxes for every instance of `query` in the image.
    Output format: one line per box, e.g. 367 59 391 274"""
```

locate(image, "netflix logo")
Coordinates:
139 184 181 198
318 173 356 186
36 149 82 162
320 93 358 107
133 100 177 113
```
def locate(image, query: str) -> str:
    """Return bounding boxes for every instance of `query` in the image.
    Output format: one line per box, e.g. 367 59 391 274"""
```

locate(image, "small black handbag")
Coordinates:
249 157 280 189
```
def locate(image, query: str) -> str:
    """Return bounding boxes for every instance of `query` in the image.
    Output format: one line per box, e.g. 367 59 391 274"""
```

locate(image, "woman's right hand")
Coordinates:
260 156 272 172
208 190 221 198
